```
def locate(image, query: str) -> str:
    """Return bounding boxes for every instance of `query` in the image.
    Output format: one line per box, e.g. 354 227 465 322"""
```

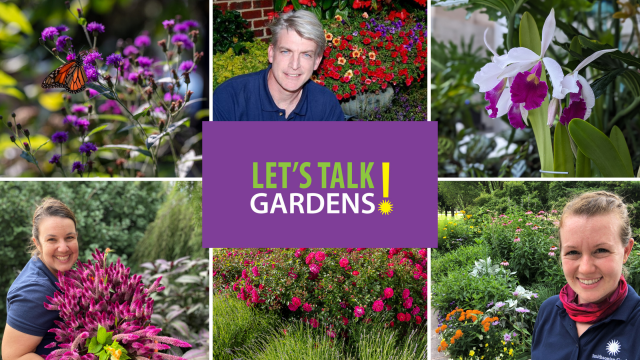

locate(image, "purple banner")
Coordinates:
203 122 437 248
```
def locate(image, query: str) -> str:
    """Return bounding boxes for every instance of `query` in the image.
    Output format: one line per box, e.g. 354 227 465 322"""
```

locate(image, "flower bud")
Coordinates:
39 38 45 46
116 38 124 51
136 171 144 177
104 74 114 88
7 121 12 128
185 90 193 102
87 104 93 114
11 113 16 119
176 42 183 55
87 160 94 171
107 167 113 176
65 1 70 9
548 97 561 128
171 69 179 81
24 129 30 137
85 89 91 97
23 142 30 151
190 30 199 43
170 102 176 112
10 135 15 142
194 51 204 64
183 72 190 84
158 119 166 132
77 8 83 17
16 123 21 130
150 78 157 91
166 51 174 61
61 107 67 116
158 39 167 52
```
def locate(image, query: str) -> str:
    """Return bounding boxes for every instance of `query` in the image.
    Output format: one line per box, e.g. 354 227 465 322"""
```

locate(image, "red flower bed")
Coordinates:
212 248 427 337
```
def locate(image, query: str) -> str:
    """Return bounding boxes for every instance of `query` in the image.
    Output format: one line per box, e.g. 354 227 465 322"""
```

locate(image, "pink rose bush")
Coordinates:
43 249 191 360
212 248 427 337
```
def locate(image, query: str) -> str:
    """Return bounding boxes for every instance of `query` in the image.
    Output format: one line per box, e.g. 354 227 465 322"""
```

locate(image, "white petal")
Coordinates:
484 28 498 58
498 60 538 79
577 74 595 110
473 62 505 92
540 8 556 58
520 103 529 126
548 97 559 127
543 57 565 99
506 47 540 63
574 48 618 73
560 73 580 95
497 87 512 118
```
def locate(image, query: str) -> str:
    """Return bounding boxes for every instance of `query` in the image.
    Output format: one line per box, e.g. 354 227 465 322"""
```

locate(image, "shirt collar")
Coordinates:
259 64 309 117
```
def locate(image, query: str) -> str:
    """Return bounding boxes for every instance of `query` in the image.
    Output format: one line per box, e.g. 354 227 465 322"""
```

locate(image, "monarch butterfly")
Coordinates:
41 53 87 94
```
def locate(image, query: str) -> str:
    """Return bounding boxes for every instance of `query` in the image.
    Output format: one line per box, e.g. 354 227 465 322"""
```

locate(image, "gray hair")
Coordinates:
269 10 326 57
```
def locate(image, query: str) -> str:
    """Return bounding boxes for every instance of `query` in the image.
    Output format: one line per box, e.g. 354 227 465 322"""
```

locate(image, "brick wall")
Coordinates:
213 0 273 39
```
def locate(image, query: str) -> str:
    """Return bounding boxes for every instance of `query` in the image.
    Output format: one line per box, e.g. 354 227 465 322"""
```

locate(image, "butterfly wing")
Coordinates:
41 59 87 94
64 63 87 94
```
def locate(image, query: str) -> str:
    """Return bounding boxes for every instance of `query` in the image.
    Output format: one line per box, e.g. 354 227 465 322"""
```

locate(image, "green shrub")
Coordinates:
365 88 429 121
131 182 204 265
212 40 269 90
438 214 482 252
212 6 254 55
431 245 488 282
432 262 515 314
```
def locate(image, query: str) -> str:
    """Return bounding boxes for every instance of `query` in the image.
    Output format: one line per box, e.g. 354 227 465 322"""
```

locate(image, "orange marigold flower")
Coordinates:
455 329 463 337
450 338 455 344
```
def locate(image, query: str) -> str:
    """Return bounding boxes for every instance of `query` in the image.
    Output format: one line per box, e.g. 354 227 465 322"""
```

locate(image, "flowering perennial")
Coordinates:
43 249 191 359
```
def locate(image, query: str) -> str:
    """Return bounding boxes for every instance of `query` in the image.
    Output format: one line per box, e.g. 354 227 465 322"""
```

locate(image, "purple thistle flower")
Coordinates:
66 53 76 61
174 23 190 33
171 34 194 49
55 25 69 33
79 142 97 156
137 56 153 69
98 100 122 114
72 161 85 173
162 19 175 29
164 93 182 102
49 154 61 165
128 72 139 83
74 118 90 133
179 60 195 72
106 53 124 67
41 27 59 41
123 45 139 56
71 104 88 114
83 52 102 65
134 34 151 47
51 131 69 144
56 35 72 52
63 115 77 125
86 22 105 34
181 20 200 29
85 64 98 82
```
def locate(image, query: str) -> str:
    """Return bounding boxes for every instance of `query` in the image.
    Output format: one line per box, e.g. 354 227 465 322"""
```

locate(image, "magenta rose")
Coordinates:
354 306 365 317
372 300 384 312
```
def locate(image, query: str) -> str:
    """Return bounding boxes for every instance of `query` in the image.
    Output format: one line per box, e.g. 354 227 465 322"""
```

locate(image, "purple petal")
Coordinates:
508 102 526 129
570 80 583 103
559 99 586 125
485 78 507 118
510 61 548 111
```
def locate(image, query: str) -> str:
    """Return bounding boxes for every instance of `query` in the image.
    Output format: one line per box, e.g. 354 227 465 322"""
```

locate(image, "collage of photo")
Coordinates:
0 0 639 359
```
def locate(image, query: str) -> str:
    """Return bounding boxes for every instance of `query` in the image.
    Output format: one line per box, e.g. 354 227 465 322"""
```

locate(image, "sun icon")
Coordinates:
606 339 621 356
378 200 393 215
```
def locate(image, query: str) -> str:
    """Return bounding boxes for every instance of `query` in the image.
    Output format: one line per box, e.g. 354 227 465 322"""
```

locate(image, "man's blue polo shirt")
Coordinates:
212 65 344 121
532 285 640 360
6 257 61 354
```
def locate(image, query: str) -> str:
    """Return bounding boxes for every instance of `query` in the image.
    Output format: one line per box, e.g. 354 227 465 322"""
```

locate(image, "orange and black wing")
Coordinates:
41 60 87 94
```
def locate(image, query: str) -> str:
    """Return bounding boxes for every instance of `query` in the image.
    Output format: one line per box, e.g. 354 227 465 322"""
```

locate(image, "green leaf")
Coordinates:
133 107 150 121
104 332 113 347
568 120 633 177
590 68 626 99
195 109 209 120
339 0 347 10
553 124 574 177
20 151 36 164
519 12 541 55
610 126 634 176
36 140 51 153
117 124 153 134
0 70 17 86
86 83 116 100
621 69 640 97
291 0 301 10
578 36 640 68
100 144 152 157
310 5 322 19
99 350 109 360
0 3 33 34
87 124 109 137
78 18 88 26
322 0 333 10
145 117 189 149
97 325 107 344
275 0 286 11
576 148 591 177
95 114 129 122
88 337 102 353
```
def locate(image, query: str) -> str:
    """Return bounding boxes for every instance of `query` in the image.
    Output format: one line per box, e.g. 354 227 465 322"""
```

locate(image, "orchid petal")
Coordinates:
508 102 526 129
542 57 565 99
484 28 498 58
559 99 586 125
540 8 556 58
510 62 548 111
560 73 580 95
485 79 507 118
498 60 539 79
496 87 512 118
520 103 529 126
505 47 540 63
548 97 559 127
473 62 505 92
574 49 618 74
577 74 595 110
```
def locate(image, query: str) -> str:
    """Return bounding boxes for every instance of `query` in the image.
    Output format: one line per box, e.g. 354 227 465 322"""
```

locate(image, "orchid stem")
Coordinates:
506 0 527 51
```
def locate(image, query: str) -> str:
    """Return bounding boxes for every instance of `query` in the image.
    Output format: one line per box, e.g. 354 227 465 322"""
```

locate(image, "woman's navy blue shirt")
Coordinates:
6 257 61 354
532 284 640 360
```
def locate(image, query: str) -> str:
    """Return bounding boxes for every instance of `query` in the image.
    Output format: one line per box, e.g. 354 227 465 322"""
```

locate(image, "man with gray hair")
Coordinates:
212 10 344 121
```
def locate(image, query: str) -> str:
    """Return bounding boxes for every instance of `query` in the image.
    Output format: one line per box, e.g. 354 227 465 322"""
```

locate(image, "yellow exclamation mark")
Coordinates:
378 162 393 215
382 162 389 198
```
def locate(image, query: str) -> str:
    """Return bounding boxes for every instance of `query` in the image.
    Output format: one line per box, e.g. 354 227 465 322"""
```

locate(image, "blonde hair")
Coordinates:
29 198 77 257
